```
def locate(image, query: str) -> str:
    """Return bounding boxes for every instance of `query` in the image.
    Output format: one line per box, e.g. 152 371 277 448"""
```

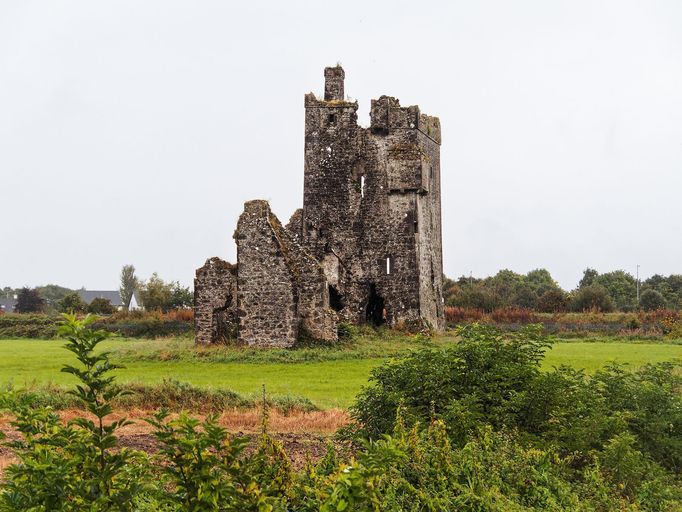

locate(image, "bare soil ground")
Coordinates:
0 408 351 477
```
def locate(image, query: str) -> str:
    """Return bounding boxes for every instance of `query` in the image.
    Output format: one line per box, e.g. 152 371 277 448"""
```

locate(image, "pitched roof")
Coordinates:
77 290 123 306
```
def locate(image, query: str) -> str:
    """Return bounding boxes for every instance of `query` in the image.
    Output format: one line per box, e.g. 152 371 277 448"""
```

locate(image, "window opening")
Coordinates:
360 175 365 198
328 113 336 125
328 285 344 312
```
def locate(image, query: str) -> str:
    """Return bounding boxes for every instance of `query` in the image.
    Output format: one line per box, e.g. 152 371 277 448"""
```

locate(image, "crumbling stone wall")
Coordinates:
194 257 237 344
235 200 337 347
194 65 444 346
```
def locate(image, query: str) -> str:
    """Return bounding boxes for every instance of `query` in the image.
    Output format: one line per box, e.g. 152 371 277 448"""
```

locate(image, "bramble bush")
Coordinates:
2 318 681 510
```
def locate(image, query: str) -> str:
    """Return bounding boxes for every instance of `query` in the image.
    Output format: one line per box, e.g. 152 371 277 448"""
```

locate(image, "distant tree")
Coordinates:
570 285 614 313
525 268 559 294
14 287 46 313
169 282 193 309
512 283 539 309
593 270 637 311
449 286 502 312
578 268 599 289
119 264 138 311
442 276 459 304
36 284 72 309
58 292 86 313
488 269 525 305
87 297 116 315
643 274 682 310
537 289 569 313
139 273 173 312
639 289 667 312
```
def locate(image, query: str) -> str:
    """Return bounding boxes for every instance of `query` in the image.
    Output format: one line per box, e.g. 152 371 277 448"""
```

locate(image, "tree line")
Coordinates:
444 268 682 312
2 265 193 314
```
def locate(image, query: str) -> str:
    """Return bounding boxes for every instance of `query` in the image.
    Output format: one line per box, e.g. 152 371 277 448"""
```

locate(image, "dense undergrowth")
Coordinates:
445 307 682 339
1 317 681 510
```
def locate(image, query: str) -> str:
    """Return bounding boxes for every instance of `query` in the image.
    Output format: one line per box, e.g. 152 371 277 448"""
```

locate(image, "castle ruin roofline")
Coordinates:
304 92 358 108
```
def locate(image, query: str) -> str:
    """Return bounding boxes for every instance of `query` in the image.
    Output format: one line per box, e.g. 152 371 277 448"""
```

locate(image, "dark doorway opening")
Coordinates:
328 285 344 312
365 284 386 326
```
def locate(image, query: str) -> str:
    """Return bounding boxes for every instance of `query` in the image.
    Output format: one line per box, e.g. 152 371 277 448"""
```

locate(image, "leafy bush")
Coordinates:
347 324 682 508
57 292 86 313
87 296 116 314
537 288 569 312
640 289 667 312
570 284 615 312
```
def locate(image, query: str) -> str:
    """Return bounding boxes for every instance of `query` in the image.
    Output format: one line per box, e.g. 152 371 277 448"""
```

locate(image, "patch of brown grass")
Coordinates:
44 407 350 435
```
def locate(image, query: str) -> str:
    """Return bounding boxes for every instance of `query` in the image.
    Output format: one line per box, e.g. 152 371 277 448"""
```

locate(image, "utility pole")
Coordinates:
636 264 640 304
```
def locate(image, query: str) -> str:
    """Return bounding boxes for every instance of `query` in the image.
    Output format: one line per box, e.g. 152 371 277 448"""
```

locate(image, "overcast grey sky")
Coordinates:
1 0 681 291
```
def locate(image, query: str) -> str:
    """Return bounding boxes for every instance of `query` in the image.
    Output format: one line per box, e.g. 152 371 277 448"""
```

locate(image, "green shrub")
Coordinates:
570 284 615 312
640 289 667 312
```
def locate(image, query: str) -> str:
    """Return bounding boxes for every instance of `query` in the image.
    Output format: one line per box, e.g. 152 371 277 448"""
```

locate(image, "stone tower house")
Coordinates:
194 66 444 346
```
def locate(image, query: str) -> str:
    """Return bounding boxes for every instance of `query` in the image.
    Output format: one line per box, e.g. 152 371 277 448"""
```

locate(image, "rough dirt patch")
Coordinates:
0 408 351 477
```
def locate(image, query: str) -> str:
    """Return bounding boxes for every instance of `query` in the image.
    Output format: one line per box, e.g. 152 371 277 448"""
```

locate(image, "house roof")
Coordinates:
77 290 123 306
0 298 16 313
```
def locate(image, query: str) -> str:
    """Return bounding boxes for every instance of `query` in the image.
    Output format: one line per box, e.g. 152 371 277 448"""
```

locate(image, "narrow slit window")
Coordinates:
386 257 392 275
328 113 336 125
360 175 365 197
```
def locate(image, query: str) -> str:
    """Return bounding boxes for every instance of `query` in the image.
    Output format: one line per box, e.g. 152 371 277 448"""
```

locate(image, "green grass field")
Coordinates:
0 336 680 409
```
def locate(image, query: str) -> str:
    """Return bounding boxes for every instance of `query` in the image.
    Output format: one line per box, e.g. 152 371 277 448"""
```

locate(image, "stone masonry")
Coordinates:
195 66 444 346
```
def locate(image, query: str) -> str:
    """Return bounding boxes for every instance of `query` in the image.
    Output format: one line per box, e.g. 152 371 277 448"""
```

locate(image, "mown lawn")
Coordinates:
0 336 679 409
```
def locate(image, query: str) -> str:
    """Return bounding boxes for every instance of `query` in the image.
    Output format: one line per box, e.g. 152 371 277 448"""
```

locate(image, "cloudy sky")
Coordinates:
1 0 680 291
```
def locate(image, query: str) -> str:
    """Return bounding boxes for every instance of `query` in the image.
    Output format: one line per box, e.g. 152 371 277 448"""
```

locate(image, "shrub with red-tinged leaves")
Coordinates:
444 307 484 324
638 309 680 324
490 307 538 324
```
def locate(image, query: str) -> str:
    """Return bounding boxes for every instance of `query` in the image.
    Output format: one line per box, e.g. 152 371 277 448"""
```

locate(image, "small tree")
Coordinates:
640 289 666 311
169 282 193 309
14 287 46 313
119 265 138 311
578 268 599 289
58 292 86 313
139 273 173 312
87 297 116 315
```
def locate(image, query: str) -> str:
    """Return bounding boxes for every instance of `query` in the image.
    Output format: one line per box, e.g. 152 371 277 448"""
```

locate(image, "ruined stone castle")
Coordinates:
194 66 444 346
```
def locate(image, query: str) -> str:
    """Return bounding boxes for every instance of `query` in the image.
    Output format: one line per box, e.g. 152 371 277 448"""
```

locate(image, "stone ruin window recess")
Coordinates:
328 284 344 311
385 256 393 275
328 113 336 125
366 284 386 326
360 175 365 198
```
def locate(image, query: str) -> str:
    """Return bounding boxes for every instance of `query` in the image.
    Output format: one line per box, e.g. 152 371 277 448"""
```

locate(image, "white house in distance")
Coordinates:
77 290 142 311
